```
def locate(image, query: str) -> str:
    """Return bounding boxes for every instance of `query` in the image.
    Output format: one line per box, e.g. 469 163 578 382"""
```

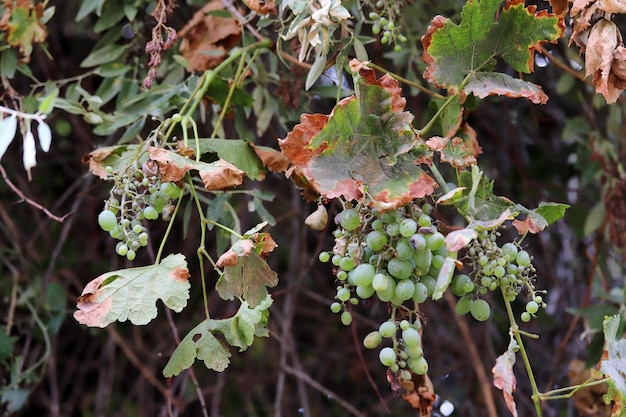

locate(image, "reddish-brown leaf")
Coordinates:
493 347 519 417
83 147 119 179
242 0 276 14
585 19 622 103
178 0 242 72
512 217 544 234
217 239 255 267
250 143 290 172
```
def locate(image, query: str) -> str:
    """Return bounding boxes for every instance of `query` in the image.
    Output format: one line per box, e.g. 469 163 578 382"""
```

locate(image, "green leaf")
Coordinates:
279 61 437 207
205 77 254 108
0 329 13 362
306 54 327 91
5 4 47 60
80 44 130 68
0 388 29 414
76 0 105 21
600 315 626 414
37 86 58 114
74 254 191 327
197 139 265 181
163 296 272 376
422 0 564 103
1 48 19 79
216 251 278 308
94 0 126 33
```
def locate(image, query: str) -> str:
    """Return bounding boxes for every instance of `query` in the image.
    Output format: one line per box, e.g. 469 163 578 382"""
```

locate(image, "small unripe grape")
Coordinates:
393 44 402 52
526 300 539 314
493 265 506 278
402 328 421 348
521 312 531 322
395 238 415 259
395 280 416 300
405 344 423 358
356 284 375 299
455 296 473 315
369 12 380 20
366 230 388 252
470 299 491 321
363 331 383 349
409 234 427 251
516 250 531 267
126 249 136 261
451 274 474 296
372 23 381 34
412 282 428 303
399 219 417 237
132 224 144 234
376 278 396 302
386 223 399 237
379 347 396 367
336 287 351 302
387 259 413 280
400 320 410 330
408 357 428 375
98 210 118 232
502 242 519 258
350 263 376 286
318 251 331 263
400 370 412 381
534 295 543 304
143 206 159 220
337 270 348 281
116 243 129 256
331 254 342 266
339 257 355 271
340 311 353 326
339 208 360 231
426 232 445 251
420 275 436 297
161 182 183 199
330 302 342 313
431 255 445 270
372 273 390 291
379 321 397 338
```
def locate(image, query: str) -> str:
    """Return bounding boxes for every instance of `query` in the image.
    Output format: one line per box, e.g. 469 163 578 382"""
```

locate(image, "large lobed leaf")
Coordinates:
74 254 191 328
162 296 273 376
422 0 564 104
279 60 437 208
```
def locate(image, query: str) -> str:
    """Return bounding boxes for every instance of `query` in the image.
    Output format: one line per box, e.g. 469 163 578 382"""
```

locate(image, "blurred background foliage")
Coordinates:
0 0 625 416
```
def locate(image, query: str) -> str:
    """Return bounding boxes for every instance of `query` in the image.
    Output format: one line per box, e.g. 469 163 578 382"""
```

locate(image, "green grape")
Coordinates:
400 370 412 381
363 331 383 349
330 302 342 313
470 299 491 321
379 347 397 367
386 21 396 30
350 263 376 286
332 254 342 266
379 321 397 338
143 206 159 220
431 254 445 270
425 232 445 251
417 214 432 227
387 259 413 280
493 265 506 278
451 274 474 297
337 270 348 281
405 344 423 358
369 254 380 266
412 282 428 303
132 224 144 234
356 284 375 299
98 210 118 232
372 219 384 231
390 363 399 373
534 295 543 304
399 219 417 237
126 249 136 261
526 300 539 314
420 275 436 297
336 287 351 302
161 182 183 199
366 230 388 252
349 297 359 305
395 238 415 259
482 264 494 276
116 242 129 256
386 223 400 237
408 357 428 375
339 257 355 271
368 12 380 20
409 234 427 251
455 296 473 315
319 251 331 263
413 249 433 276
516 250 531 267
395 280 416 300
422 203 433 215
400 320 410 330
339 208 361 231
481 276 492 287
372 273 390 291
380 210 399 224
478 255 489 266
497 257 507 267
521 311 531 322
379 17 388 25
402 328 421 348
376 278 396 302
502 242 519 258
341 311 353 326
372 23 381 34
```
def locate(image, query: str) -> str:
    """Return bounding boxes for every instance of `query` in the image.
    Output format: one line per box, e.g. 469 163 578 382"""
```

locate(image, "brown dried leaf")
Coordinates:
512 217 543 234
493 346 519 417
547 0 570 15
83 147 119 179
217 239 255 267
250 143 290 172
242 0 276 14
400 373 436 416
178 0 242 72
586 19 622 103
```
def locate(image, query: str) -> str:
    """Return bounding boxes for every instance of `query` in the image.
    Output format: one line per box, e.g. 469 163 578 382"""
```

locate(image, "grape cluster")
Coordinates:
319 201 453 379
452 230 546 323
97 159 183 260
366 0 407 52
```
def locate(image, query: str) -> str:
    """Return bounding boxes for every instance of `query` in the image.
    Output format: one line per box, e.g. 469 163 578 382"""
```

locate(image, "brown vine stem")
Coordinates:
444 291 499 417
538 46 590 85
366 62 445 99
0 164 72 222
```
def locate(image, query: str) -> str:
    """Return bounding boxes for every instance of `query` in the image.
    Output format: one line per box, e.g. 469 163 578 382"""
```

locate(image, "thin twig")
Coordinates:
538 46 590 85
444 291 499 417
283 365 367 417
0 164 72 222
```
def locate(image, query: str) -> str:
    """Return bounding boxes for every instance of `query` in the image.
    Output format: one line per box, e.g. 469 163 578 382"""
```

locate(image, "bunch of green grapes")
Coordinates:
97 159 183 260
452 230 546 323
319 200 454 379
364 0 408 51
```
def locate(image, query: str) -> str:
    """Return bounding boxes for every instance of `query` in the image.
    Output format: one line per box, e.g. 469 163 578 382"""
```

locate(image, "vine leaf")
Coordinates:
421 0 564 104
149 146 245 190
426 122 482 168
493 339 519 417
216 233 278 308
83 144 140 178
163 296 273 376
599 315 626 416
279 59 437 208
74 254 191 328
197 139 266 181
0 1 48 62
512 202 570 234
